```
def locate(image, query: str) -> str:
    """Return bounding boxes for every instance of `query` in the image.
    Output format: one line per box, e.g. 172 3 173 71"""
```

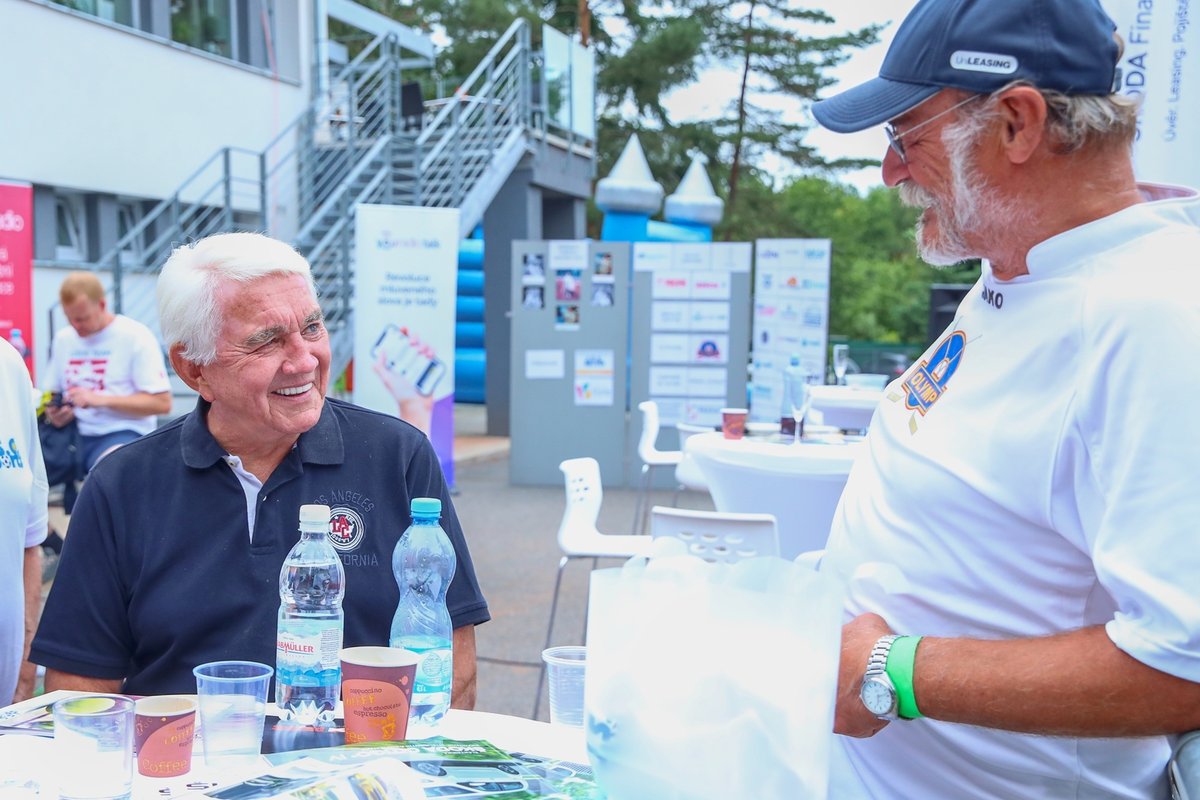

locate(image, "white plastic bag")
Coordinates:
584 543 845 799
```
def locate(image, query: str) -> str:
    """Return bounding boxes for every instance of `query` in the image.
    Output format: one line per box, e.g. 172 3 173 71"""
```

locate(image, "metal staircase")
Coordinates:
93 19 542 379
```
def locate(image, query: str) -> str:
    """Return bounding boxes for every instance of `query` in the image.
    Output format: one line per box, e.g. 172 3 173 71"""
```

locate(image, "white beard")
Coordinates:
899 119 1033 267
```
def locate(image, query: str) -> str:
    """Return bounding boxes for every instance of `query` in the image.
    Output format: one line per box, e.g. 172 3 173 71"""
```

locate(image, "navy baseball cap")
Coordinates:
812 0 1119 133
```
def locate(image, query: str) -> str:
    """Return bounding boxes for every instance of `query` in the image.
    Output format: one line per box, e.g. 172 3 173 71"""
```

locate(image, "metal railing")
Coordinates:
58 18 590 378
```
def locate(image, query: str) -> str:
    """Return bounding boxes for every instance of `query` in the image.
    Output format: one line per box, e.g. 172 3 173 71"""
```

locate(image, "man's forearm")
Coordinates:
451 624 478 710
44 668 123 694
915 625 1200 736
95 391 171 417
16 546 42 702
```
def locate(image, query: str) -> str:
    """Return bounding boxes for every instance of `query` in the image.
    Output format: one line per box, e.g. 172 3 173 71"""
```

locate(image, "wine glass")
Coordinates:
832 344 850 386
789 378 812 445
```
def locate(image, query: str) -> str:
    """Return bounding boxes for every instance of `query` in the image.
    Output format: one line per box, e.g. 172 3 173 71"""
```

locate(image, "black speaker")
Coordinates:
927 283 972 345
401 82 424 131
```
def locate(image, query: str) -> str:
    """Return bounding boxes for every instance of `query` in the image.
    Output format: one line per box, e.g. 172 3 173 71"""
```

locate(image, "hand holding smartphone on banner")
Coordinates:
371 324 443 434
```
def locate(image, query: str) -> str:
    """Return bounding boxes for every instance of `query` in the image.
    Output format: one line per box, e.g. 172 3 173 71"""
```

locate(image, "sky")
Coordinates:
661 0 921 194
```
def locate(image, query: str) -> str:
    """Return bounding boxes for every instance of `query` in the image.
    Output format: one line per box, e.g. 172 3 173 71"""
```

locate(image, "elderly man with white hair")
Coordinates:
810 0 1200 797
31 233 489 707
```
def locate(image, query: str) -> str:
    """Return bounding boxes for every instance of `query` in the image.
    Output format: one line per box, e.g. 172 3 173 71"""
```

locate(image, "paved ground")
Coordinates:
41 404 714 723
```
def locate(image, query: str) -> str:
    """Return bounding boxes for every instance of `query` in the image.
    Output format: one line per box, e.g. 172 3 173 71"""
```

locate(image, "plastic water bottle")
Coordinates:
7 328 28 359
276 504 344 726
390 497 457 736
780 354 806 437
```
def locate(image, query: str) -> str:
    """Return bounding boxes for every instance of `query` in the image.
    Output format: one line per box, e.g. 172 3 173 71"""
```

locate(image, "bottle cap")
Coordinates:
789 353 801 366
299 504 331 526
410 497 441 517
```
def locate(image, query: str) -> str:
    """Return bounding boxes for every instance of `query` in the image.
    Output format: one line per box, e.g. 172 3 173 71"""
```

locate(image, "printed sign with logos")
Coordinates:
0 182 34 378
635 241 751 429
1103 0 1199 188
354 204 459 485
751 239 831 422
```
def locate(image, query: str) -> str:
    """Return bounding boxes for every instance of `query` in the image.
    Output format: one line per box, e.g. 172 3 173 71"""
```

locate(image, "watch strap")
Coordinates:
885 635 924 720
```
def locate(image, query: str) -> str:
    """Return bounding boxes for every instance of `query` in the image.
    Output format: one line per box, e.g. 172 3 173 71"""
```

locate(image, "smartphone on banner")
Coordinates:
371 324 446 397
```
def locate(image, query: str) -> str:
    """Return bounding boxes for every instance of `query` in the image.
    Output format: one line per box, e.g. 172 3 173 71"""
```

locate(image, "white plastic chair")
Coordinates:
674 422 712 496
532 457 652 719
633 401 683 534
650 506 778 563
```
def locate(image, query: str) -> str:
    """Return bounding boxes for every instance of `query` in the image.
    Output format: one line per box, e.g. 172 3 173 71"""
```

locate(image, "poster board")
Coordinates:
627 242 753 487
1103 0 1199 188
0 181 34 378
509 240 630 486
749 239 832 423
353 204 459 486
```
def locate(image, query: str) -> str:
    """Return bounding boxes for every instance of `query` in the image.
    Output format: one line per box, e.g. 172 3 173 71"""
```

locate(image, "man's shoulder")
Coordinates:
324 398 427 434
111 315 161 342
89 414 186 476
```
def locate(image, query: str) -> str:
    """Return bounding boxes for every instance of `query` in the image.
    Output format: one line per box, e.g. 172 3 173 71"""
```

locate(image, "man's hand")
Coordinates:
44 403 75 428
64 387 104 409
834 612 895 738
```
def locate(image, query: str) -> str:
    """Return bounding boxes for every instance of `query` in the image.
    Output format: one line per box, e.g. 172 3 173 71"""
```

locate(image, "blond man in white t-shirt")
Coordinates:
44 273 171 475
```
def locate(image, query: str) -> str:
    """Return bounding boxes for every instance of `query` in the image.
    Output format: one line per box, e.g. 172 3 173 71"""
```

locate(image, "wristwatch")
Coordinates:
859 634 901 720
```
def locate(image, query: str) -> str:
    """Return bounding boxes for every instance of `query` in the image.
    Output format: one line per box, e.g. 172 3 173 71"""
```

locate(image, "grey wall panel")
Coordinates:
509 240 630 486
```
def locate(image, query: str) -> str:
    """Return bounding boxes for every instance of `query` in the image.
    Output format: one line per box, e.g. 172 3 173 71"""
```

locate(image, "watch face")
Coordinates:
860 677 895 716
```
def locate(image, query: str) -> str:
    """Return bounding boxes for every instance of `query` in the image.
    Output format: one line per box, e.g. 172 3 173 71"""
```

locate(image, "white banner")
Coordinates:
354 204 460 485
1104 0 1199 188
750 239 832 422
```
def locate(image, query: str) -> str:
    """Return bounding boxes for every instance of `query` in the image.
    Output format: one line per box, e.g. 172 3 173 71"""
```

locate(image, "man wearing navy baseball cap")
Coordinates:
811 0 1200 796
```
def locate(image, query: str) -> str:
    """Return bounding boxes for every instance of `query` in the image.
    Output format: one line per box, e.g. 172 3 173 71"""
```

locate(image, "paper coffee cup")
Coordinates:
134 695 197 778
340 646 420 743
721 408 748 440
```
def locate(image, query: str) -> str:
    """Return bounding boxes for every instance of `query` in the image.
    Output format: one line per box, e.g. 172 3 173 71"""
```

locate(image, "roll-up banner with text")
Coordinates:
1103 0 1199 188
0 181 34 378
354 204 460 486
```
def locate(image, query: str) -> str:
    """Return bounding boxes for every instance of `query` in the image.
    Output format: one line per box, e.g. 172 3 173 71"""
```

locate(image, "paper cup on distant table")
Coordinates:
721 408 748 440
134 695 196 778
340 646 420 743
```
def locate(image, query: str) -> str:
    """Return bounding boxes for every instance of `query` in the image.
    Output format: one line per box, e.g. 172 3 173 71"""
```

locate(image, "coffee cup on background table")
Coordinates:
721 408 748 440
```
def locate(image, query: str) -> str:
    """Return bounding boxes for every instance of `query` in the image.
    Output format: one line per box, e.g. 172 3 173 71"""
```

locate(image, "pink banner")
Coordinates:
0 182 35 379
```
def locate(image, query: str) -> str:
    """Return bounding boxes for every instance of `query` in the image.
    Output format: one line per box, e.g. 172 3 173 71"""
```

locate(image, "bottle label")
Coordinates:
277 618 342 686
398 639 452 695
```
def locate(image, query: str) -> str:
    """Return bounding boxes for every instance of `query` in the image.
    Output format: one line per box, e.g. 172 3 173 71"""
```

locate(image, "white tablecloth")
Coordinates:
685 431 863 559
0 701 584 798
807 385 883 432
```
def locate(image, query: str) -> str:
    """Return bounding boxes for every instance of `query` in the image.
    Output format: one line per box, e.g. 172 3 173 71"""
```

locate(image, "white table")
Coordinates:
0 698 584 798
807 385 883 432
685 431 863 559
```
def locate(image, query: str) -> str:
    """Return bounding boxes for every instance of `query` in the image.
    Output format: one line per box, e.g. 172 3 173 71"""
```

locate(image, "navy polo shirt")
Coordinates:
30 398 490 696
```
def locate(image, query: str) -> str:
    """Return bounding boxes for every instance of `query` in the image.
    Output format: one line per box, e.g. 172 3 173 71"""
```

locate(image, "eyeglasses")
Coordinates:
885 95 982 164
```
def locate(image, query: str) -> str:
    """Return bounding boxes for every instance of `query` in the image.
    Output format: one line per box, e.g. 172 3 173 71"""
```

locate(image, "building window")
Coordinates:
55 195 87 263
171 0 233 59
51 0 134 26
117 202 144 267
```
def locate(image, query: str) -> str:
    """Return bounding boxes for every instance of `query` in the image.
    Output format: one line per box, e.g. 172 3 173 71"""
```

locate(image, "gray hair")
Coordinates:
964 82 1140 154
157 232 317 365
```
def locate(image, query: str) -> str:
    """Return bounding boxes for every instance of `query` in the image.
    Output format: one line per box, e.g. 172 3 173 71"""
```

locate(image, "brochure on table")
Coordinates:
749 238 832 423
509 240 631 486
627 242 753 488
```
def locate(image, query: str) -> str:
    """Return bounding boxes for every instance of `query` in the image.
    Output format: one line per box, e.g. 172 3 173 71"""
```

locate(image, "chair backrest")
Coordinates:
690 449 849 560
636 400 666 462
650 506 779 564
674 423 712 491
558 456 604 545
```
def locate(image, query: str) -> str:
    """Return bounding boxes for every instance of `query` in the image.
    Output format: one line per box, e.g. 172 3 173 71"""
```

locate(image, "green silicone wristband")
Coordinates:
885 635 924 720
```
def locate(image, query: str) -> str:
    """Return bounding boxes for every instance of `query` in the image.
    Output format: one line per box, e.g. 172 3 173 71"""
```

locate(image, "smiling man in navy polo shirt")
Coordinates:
30 232 490 704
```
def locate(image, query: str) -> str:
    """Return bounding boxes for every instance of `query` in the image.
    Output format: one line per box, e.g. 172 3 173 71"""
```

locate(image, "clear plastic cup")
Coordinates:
542 645 587 727
53 695 135 799
193 660 273 767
